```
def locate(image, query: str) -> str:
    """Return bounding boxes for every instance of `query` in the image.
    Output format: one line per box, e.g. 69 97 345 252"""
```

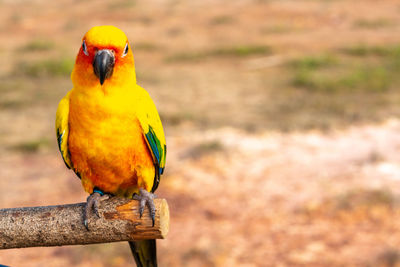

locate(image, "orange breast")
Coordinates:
68 92 155 197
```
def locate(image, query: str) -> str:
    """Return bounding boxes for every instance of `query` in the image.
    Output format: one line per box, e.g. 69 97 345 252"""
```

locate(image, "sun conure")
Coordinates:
55 25 166 267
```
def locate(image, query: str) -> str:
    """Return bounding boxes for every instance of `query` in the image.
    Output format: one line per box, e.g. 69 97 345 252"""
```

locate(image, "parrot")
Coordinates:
55 25 166 267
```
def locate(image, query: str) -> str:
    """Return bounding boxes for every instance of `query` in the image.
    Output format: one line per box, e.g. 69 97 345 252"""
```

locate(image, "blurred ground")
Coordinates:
1 0 400 266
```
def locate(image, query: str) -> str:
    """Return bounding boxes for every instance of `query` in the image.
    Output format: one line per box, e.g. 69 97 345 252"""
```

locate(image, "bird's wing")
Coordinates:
137 87 166 193
55 91 73 170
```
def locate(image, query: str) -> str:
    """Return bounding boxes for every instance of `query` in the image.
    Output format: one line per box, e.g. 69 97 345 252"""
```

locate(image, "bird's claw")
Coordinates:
133 188 156 227
84 218 89 230
84 192 110 230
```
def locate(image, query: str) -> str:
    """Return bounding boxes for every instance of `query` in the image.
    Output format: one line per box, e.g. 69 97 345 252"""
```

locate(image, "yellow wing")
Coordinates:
136 86 167 192
55 91 72 169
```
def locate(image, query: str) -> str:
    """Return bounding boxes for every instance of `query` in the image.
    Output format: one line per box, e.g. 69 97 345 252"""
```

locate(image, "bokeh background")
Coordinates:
1 0 400 266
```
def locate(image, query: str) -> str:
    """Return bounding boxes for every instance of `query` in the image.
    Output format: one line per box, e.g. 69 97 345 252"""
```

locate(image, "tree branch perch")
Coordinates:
0 197 169 249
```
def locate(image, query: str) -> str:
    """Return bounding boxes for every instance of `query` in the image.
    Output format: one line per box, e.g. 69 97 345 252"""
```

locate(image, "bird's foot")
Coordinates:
132 188 157 227
84 189 110 230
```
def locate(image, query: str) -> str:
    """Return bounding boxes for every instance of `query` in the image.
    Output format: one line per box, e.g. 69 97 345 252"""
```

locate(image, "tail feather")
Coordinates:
129 240 157 267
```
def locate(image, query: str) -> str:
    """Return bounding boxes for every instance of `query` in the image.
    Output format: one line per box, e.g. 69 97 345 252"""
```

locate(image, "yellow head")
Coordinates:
71 25 136 88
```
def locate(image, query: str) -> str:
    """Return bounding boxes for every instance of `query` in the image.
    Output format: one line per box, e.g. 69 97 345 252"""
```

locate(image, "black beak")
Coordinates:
93 49 115 85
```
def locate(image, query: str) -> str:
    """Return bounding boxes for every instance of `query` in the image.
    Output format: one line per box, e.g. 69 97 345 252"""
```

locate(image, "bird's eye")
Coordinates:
122 43 129 57
82 40 89 56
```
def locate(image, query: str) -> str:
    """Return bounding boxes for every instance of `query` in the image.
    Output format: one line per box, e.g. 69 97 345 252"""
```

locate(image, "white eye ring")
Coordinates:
122 43 129 57
82 40 89 56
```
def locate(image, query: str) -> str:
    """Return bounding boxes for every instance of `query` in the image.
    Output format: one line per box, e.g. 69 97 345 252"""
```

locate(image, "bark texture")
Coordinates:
0 197 169 249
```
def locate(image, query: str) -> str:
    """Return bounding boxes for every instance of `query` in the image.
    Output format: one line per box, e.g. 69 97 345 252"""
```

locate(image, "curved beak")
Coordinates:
93 49 115 85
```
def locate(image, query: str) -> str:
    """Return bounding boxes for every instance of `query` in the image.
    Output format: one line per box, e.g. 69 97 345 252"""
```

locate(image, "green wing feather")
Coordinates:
137 86 166 193
55 91 73 170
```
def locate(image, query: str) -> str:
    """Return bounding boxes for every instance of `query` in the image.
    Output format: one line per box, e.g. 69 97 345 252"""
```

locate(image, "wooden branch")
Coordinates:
0 197 169 249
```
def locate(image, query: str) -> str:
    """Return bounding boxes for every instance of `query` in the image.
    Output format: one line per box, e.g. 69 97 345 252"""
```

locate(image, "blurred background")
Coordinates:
1 0 400 266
